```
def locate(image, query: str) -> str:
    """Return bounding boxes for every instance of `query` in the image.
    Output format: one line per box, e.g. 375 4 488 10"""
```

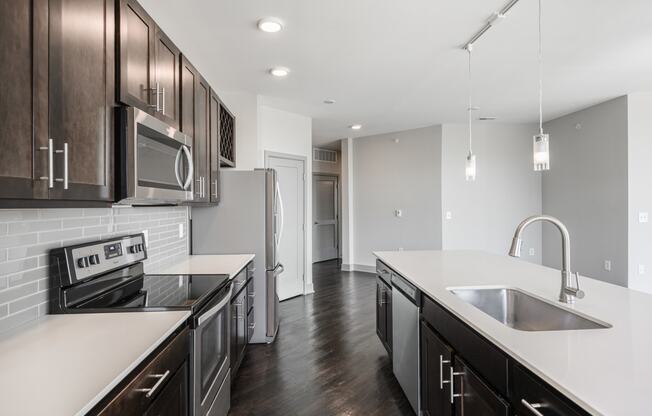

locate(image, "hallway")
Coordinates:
229 260 413 415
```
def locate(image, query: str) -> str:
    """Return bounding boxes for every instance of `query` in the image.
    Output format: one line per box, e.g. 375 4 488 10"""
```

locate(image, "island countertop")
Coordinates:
0 311 190 416
373 250 652 416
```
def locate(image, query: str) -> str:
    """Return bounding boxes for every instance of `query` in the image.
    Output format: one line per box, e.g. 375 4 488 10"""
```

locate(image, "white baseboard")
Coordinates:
341 263 376 274
304 283 315 295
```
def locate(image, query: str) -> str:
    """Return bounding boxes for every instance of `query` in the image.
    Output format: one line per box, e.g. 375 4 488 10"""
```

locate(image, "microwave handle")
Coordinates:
174 147 184 188
181 145 194 191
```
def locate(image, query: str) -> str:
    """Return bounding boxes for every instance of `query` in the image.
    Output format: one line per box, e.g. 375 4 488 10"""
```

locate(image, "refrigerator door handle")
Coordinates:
276 181 285 253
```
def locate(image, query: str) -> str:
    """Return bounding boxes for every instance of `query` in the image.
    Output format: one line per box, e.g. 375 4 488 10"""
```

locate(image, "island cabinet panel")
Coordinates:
453 358 509 416
511 363 588 416
48 0 115 202
420 321 453 416
0 0 47 200
421 293 508 397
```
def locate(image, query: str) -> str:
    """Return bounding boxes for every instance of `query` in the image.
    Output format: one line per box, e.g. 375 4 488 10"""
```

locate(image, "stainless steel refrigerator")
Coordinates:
192 169 283 344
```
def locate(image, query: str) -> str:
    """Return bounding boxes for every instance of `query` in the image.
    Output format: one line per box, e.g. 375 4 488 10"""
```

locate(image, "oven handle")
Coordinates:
174 146 183 188
181 145 194 191
197 285 232 326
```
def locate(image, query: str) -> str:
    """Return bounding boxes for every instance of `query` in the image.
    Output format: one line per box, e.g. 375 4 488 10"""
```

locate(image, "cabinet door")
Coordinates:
421 321 453 416
118 0 155 111
144 361 189 416
193 75 210 203
48 0 114 202
153 28 180 129
0 0 48 200
385 281 392 354
453 358 509 416
208 89 221 203
230 300 238 372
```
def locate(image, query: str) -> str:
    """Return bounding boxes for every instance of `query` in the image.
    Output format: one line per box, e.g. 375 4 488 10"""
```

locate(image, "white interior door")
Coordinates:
313 175 339 263
267 155 305 301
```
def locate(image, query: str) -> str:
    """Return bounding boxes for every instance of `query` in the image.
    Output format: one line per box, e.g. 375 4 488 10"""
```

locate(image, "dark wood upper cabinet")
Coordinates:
48 0 115 202
0 0 48 200
180 55 210 204
118 0 180 129
209 89 221 203
218 103 236 167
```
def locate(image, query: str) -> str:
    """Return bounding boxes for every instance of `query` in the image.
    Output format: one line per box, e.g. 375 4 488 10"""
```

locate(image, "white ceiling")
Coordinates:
140 0 652 147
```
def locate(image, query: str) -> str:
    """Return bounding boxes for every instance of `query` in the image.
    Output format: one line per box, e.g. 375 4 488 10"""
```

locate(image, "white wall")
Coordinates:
259 106 314 293
542 97 629 286
441 124 543 263
627 93 652 292
350 126 443 269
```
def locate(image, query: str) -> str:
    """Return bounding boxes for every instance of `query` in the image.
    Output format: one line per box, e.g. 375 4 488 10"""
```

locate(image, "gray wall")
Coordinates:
352 126 442 268
0 206 189 334
542 97 629 286
441 123 543 263
627 93 652 292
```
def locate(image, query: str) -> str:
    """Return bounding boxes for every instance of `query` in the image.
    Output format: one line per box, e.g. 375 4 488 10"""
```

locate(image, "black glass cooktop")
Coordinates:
71 273 230 314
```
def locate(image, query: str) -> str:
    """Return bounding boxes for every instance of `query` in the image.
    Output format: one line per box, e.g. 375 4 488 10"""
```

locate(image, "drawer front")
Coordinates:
421 295 508 396
96 327 190 416
512 364 589 416
247 278 254 314
247 307 255 342
231 268 247 298
376 260 392 286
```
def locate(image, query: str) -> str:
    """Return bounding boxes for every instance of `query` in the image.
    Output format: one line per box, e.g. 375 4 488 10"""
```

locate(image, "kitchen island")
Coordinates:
374 250 651 416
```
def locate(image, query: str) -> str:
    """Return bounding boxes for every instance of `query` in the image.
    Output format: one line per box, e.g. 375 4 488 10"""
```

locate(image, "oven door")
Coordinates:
193 284 232 416
118 107 194 204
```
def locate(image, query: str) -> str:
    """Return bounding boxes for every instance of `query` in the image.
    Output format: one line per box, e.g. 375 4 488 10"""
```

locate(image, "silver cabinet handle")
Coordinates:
521 399 545 416
161 87 166 115
213 179 218 198
449 367 464 404
195 177 202 197
202 176 206 198
54 142 68 189
38 138 54 188
146 83 159 111
248 322 256 329
155 82 160 112
439 355 451 389
135 370 170 398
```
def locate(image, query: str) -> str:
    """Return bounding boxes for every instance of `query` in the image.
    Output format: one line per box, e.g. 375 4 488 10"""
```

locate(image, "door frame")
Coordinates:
312 173 340 262
264 151 308 295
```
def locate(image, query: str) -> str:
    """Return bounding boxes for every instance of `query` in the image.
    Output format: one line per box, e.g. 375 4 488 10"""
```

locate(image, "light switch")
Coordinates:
395 209 403 218
639 264 646 275
445 211 452 220
528 248 535 256
639 212 649 223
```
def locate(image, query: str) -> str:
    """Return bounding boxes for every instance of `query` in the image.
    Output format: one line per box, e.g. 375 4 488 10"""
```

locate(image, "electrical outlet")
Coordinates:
398 247 404 251
178 223 184 238
528 248 535 256
604 260 611 272
142 230 149 248
395 209 403 218
639 264 646 275
445 211 452 220
640 212 649 223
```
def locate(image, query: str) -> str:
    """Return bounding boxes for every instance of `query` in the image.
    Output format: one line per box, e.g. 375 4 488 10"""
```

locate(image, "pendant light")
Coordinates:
533 0 550 171
465 44 477 181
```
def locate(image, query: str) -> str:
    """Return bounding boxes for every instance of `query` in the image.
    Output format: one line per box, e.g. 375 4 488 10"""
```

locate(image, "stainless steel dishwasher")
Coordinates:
391 272 420 414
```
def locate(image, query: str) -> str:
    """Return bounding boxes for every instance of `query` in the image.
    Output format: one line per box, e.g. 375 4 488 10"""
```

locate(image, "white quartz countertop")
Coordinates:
374 250 652 416
0 311 190 416
149 254 254 278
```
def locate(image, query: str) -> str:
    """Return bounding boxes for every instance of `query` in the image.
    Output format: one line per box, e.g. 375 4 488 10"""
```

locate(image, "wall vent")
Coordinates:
313 148 337 163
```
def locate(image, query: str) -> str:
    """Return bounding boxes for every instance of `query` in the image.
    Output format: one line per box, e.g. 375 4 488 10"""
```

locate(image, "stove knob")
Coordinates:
95 254 101 264
89 255 97 265
128 245 137 254
77 257 89 268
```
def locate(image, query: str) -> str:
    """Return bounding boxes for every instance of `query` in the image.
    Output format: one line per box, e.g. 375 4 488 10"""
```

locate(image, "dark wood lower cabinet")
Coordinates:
376 275 392 355
420 321 453 416
144 360 188 416
453 358 509 416
230 264 255 381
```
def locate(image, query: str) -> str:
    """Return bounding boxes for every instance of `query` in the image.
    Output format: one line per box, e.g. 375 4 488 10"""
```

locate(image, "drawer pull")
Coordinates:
521 399 545 416
439 355 451 389
135 370 170 398
248 322 256 329
449 368 464 404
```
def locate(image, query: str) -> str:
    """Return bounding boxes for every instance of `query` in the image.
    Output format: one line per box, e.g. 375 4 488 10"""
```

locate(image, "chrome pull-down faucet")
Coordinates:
509 215 585 304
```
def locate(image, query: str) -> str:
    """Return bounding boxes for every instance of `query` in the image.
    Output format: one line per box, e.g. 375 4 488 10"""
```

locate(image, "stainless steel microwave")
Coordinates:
116 107 194 205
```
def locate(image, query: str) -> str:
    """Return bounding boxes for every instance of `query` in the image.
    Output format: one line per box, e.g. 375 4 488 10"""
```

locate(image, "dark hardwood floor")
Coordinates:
229 260 413 416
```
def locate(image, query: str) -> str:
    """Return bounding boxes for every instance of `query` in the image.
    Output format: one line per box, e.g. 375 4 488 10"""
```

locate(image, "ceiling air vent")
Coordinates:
313 148 337 163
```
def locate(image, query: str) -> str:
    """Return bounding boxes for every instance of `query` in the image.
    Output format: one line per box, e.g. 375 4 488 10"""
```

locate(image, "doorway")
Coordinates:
312 174 339 263
266 153 306 301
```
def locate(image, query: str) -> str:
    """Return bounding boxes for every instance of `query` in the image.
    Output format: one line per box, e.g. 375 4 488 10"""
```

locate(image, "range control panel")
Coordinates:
65 234 147 284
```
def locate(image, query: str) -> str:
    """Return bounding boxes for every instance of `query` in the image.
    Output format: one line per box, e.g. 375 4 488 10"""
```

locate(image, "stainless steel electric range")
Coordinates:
49 233 231 416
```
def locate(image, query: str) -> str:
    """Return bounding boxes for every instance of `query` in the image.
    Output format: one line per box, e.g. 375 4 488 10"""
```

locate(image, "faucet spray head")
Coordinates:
509 237 523 257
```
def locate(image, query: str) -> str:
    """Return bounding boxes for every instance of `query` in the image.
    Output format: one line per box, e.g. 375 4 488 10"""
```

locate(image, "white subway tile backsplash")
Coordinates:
0 206 189 334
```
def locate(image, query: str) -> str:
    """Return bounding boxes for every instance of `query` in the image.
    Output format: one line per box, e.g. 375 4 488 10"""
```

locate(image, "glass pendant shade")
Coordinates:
465 152 476 181
533 133 550 171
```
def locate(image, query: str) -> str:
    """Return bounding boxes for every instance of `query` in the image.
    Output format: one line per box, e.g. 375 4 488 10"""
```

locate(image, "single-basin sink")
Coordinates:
448 287 611 331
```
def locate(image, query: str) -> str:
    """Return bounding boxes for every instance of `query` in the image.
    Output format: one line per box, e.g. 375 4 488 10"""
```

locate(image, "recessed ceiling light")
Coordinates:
258 17 283 33
269 67 290 77
324 99 336 104
350 124 362 130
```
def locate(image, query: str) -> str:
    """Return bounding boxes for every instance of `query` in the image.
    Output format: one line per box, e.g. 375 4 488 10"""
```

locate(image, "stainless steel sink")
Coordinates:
449 287 611 331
